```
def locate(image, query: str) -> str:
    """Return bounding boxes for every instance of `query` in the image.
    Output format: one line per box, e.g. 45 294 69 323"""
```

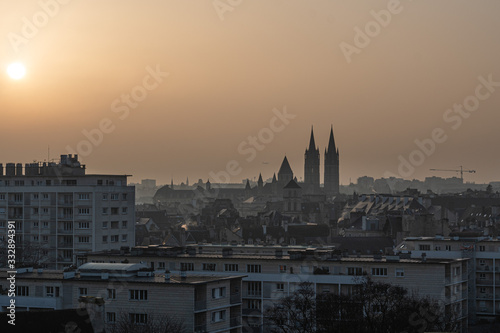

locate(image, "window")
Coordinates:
78 208 90 215
122 193 127 200
279 265 287 273
106 312 116 323
102 236 108 243
32 193 39 199
0 208 5 215
247 299 261 309
372 268 388 276
121 234 127 242
32 235 39 241
111 221 119 229
14 194 23 202
33 221 39 228
395 268 405 277
479 273 486 280
122 221 128 228
479 260 486 266
46 180 52 186
78 222 90 229
419 244 431 251
276 283 284 291
107 289 116 299
102 193 107 200
16 286 29 296
102 208 108 215
43 221 49 228
111 194 119 200
212 287 226 299
435 246 441 251
129 313 147 325
111 235 119 242
33 208 39 215
46 286 55 297
454 267 460 276
158 262 166 269
445 245 452 251
0 194 5 200
122 207 128 214
79 288 88 296
78 193 90 200
224 264 238 272
480 287 486 293
42 235 48 242
347 267 363 276
203 263 216 271
42 208 49 214
479 245 486 252
129 289 148 301
111 208 119 215
102 221 108 229
180 263 194 271
43 193 49 199
97 180 103 186
78 236 90 243
247 264 262 273
211 310 226 323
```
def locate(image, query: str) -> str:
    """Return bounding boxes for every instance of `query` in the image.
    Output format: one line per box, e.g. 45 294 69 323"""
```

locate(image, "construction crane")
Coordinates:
429 166 476 182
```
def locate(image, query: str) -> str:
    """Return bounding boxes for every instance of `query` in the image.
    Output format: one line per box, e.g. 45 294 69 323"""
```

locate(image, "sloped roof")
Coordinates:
278 156 293 175
284 178 301 189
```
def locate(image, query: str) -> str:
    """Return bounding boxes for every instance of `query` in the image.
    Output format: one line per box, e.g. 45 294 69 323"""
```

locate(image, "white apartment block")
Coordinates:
397 234 500 322
0 155 135 269
82 244 469 333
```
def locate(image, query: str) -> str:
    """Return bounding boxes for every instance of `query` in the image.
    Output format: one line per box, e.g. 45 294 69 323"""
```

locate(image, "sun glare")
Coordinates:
7 62 26 80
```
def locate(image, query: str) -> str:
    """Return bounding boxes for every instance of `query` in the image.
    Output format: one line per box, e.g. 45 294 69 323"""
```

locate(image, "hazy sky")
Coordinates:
1 0 499 185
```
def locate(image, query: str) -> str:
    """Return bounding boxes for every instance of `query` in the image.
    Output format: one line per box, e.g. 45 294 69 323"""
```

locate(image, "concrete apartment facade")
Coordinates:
0 264 244 333
81 244 469 333
397 235 500 322
0 154 135 269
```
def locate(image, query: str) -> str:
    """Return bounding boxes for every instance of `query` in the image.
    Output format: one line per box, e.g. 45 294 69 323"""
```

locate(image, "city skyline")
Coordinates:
1 1 499 185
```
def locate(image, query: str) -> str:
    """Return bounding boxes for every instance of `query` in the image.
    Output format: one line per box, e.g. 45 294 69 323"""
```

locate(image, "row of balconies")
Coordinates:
194 293 241 312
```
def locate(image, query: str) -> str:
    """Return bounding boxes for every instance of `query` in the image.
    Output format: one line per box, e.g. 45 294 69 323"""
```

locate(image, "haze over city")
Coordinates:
1 0 499 185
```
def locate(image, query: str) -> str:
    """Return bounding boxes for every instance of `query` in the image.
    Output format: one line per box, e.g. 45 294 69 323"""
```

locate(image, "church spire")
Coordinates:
308 126 317 151
258 173 263 187
327 125 336 154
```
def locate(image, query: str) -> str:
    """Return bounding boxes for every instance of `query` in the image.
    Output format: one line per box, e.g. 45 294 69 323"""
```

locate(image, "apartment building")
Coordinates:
81 244 469 333
397 234 500 322
0 264 244 333
0 154 135 269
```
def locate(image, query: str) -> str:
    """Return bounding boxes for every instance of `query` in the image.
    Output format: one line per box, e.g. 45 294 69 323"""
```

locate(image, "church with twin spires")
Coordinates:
275 126 340 197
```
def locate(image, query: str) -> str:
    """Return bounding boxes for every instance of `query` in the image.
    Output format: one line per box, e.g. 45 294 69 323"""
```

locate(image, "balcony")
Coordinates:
243 308 262 316
58 243 73 248
57 229 73 234
230 292 241 304
243 290 262 298
194 300 206 312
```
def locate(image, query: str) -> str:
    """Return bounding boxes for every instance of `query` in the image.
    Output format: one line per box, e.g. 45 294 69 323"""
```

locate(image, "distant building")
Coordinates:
0 154 135 269
324 126 340 197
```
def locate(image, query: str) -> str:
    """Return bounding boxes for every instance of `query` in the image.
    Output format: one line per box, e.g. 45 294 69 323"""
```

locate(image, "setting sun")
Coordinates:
7 62 26 80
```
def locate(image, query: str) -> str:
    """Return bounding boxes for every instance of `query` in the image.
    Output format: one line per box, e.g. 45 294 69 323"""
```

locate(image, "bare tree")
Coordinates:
265 282 316 333
266 277 461 333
